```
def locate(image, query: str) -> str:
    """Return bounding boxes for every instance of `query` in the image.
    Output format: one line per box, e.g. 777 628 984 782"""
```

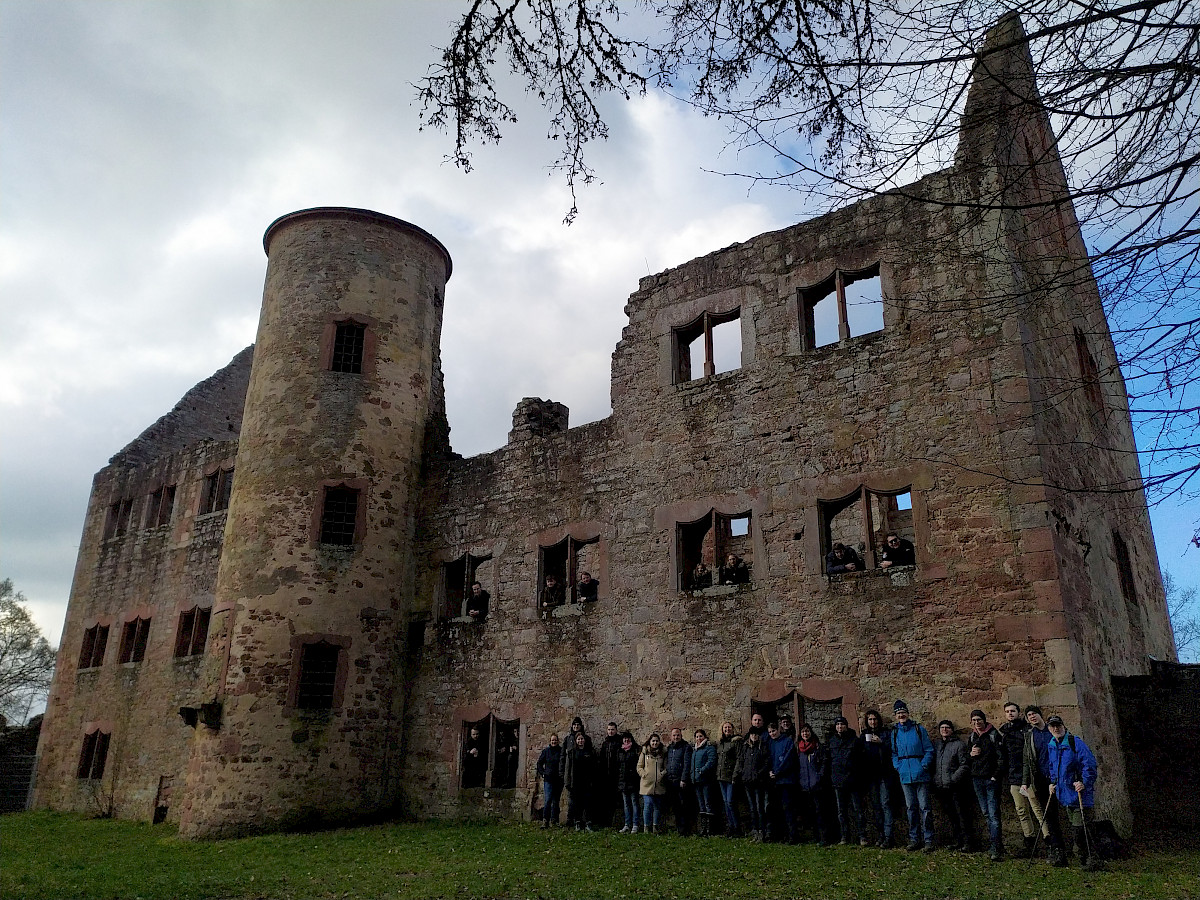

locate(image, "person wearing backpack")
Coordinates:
890 700 935 851
968 709 1007 861
1042 715 1100 871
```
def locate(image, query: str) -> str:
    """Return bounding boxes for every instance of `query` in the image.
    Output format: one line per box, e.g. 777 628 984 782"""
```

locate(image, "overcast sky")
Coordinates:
2 1 1194 645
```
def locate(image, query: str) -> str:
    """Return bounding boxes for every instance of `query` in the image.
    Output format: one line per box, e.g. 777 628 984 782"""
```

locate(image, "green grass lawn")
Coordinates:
2 812 1196 900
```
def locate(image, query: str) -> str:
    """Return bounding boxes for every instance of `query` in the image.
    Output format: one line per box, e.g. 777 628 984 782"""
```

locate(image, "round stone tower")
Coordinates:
178 208 451 838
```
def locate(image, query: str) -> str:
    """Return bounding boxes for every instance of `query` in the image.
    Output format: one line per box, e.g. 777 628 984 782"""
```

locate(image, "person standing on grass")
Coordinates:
638 733 668 834
767 720 800 843
715 721 742 837
691 728 718 836
932 720 973 851
1042 715 1100 871
536 733 564 827
795 722 832 846
968 709 1006 861
828 716 867 846
616 732 642 833
1021 706 1066 866
599 721 623 829
562 731 597 831
665 727 694 835
857 709 895 848
890 700 936 852
999 702 1038 857
735 724 771 841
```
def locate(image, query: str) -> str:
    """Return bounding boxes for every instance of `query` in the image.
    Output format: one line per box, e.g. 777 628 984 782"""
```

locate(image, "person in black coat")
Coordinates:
968 710 1007 860
562 731 597 831
664 727 695 835
856 709 895 847
616 732 642 832
598 722 624 828
462 725 487 789
734 726 771 840
465 581 489 622
828 717 867 845
536 734 564 827
826 543 863 574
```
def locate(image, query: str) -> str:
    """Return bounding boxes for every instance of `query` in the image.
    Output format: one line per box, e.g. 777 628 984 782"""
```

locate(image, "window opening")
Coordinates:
1113 531 1137 607
77 730 111 779
1074 327 1104 411
296 641 341 710
461 713 521 789
330 321 366 374
443 553 493 619
118 617 151 664
104 497 134 540
750 693 844 738
539 536 600 608
200 468 234 516
146 484 176 529
820 486 915 573
78 624 109 670
678 510 753 590
674 309 742 382
800 264 882 349
174 607 211 657
319 486 359 545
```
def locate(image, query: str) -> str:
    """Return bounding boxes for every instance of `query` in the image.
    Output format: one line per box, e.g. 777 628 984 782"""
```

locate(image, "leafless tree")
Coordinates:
0 579 56 726
1165 568 1199 661
419 1 1199 517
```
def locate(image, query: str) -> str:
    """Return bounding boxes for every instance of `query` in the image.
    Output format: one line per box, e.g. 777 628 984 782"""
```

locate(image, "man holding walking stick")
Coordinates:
1042 715 1100 871
1020 706 1066 866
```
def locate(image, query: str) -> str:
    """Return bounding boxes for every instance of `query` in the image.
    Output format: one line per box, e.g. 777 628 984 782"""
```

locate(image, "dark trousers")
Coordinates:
833 784 865 841
665 781 693 835
933 784 975 847
769 783 799 842
542 780 563 824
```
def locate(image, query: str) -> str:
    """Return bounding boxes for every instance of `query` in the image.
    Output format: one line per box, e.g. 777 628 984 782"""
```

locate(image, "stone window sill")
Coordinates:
826 565 916 584
682 582 755 598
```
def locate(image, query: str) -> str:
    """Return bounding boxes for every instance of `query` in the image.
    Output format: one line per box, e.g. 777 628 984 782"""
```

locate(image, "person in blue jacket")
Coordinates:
690 728 718 836
1042 715 1100 870
890 699 936 851
665 727 694 835
767 720 800 843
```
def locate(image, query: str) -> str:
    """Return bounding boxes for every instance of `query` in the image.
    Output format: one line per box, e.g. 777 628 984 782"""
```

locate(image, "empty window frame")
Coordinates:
461 713 520 790
1113 531 1138 607
538 536 600 607
174 606 211 658
443 553 493 619
296 641 342 710
330 321 367 374
678 510 753 591
146 484 176 529
118 617 152 664
1074 327 1104 411
78 624 109 670
674 309 741 382
318 486 360 546
199 468 234 516
104 497 135 540
800 265 883 349
820 486 914 573
77 729 111 780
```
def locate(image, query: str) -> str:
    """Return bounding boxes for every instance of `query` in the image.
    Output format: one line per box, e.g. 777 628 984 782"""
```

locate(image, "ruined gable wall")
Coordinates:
33 438 237 819
404 169 1074 820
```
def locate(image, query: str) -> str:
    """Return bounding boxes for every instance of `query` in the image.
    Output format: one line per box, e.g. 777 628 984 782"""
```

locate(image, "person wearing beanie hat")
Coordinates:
969 709 1007 861
891 702 936 851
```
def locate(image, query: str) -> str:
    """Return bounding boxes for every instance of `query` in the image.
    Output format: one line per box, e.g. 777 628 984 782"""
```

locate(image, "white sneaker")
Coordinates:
619 825 630 833
631 826 639 834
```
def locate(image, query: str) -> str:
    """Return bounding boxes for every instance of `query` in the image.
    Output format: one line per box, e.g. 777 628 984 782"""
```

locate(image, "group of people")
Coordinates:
539 571 600 609
688 554 751 590
530 700 1100 870
826 532 915 574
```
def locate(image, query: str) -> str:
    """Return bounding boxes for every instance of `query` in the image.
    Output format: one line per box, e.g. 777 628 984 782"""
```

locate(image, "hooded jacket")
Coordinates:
891 719 935 784
690 739 717 785
716 734 741 783
561 739 596 792
638 745 668 795
734 735 772 786
1043 731 1098 808
616 743 640 793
